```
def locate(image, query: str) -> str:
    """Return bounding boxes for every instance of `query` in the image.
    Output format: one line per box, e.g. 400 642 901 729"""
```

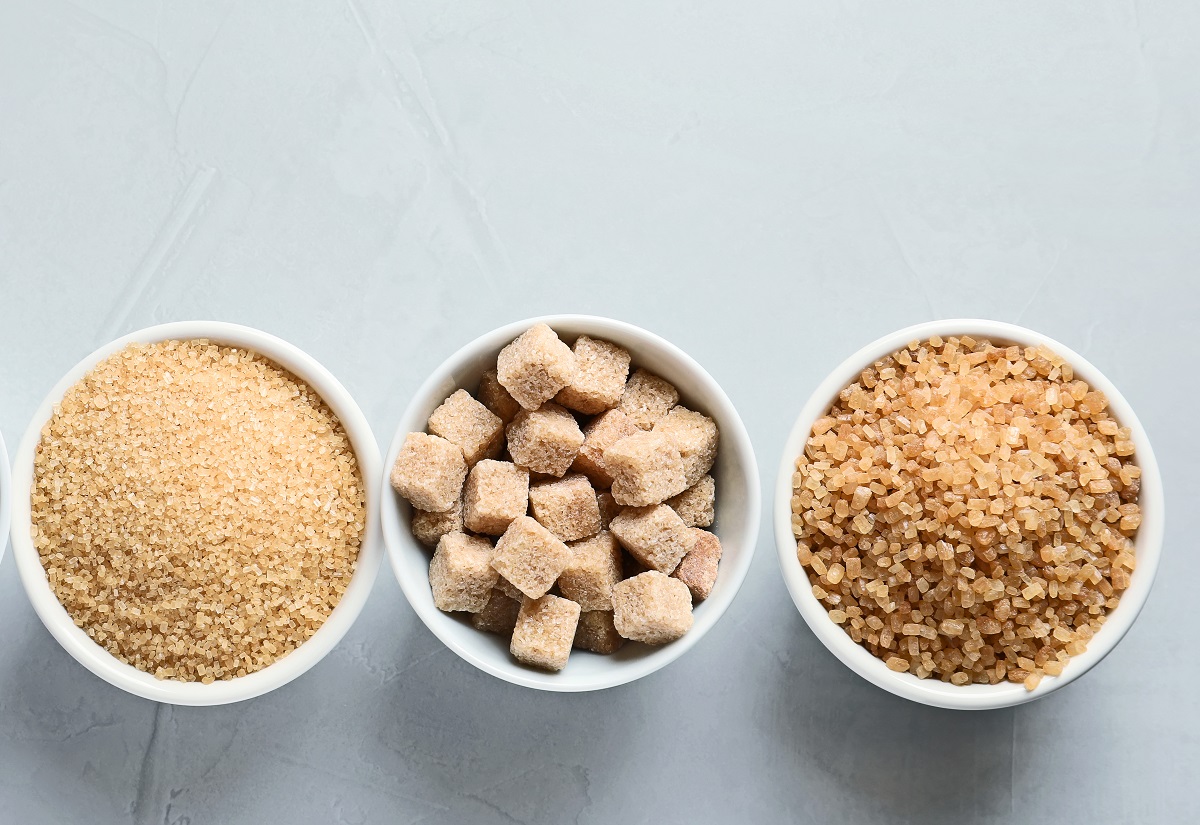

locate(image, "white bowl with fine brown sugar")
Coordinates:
8 322 383 706
775 319 1164 710
382 315 760 692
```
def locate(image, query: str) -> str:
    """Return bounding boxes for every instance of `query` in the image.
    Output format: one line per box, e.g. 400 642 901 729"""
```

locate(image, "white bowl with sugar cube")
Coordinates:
382 315 761 691
774 319 1164 710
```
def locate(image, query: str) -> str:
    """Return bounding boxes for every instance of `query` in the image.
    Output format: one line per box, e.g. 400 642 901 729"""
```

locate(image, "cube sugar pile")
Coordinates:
464 459 529 535
388 323 726 673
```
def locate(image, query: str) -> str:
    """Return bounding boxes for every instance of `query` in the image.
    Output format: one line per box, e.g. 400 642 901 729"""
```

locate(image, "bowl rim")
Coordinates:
9 321 384 706
774 318 1165 710
381 313 761 692
0 432 10 569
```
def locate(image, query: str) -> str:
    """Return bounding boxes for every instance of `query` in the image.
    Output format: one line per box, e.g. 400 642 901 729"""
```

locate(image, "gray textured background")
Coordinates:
1 1 1197 823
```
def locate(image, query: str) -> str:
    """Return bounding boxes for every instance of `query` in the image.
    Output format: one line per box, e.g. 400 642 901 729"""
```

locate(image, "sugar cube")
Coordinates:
529 474 602 542
463 459 529 535
558 531 623 611
604 430 688 506
573 610 625 654
411 496 464 547
597 491 621 530
617 369 679 430
471 588 522 635
427 389 505 466
555 335 631 415
490 516 573 599
653 407 718 487
666 475 715 528
497 576 524 601
497 324 577 411
428 532 498 613
391 432 467 512
511 594 581 671
622 548 649 579
571 409 638 488
506 403 584 477
673 528 722 601
612 571 694 644
477 369 521 425
610 504 693 574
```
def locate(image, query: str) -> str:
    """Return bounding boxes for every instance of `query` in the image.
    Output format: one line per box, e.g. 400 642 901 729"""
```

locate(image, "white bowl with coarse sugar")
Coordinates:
382 314 761 691
9 322 383 706
775 319 1164 710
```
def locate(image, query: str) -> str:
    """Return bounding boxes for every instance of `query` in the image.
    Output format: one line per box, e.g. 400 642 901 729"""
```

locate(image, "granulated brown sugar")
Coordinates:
791 336 1141 689
32 340 366 683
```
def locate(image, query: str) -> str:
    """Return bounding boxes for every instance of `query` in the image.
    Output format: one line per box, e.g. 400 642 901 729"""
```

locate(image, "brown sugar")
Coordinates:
611 571 693 644
506 403 585 478
617 369 678 430
404 324 727 670
511 594 581 671
528 474 602 542
555 335 631 415
667 475 715 528
496 323 577 411
32 340 366 683
653 407 718 488
427 389 504 466
573 610 624 654
790 336 1141 689
673 528 722 601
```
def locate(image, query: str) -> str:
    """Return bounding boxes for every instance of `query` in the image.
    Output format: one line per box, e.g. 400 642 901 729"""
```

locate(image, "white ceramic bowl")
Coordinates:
383 315 761 691
775 319 1164 710
9 322 383 706
0 432 10 569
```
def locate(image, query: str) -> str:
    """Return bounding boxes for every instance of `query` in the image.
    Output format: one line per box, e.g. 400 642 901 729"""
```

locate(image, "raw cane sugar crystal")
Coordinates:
673 528 722 601
511 594 581 671
612 572 694 644
617 368 679 430
506 403 584 477
529 474 602 542
491 516 573 599
472 588 522 635
790 335 1143 689
571 409 638 488
463 459 529 535
596 491 621 529
428 533 498 613
427 389 505 466
478 369 521 425
555 335 631 415
653 407 718 488
604 430 688 506
558 531 623 611
667 474 715 528
497 323 577 411
391 432 467 512
610 504 693 574
573 610 625 654
412 497 464 547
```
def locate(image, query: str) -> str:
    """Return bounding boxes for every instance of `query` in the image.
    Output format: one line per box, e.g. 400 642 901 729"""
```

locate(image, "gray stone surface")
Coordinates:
1 1 1197 822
